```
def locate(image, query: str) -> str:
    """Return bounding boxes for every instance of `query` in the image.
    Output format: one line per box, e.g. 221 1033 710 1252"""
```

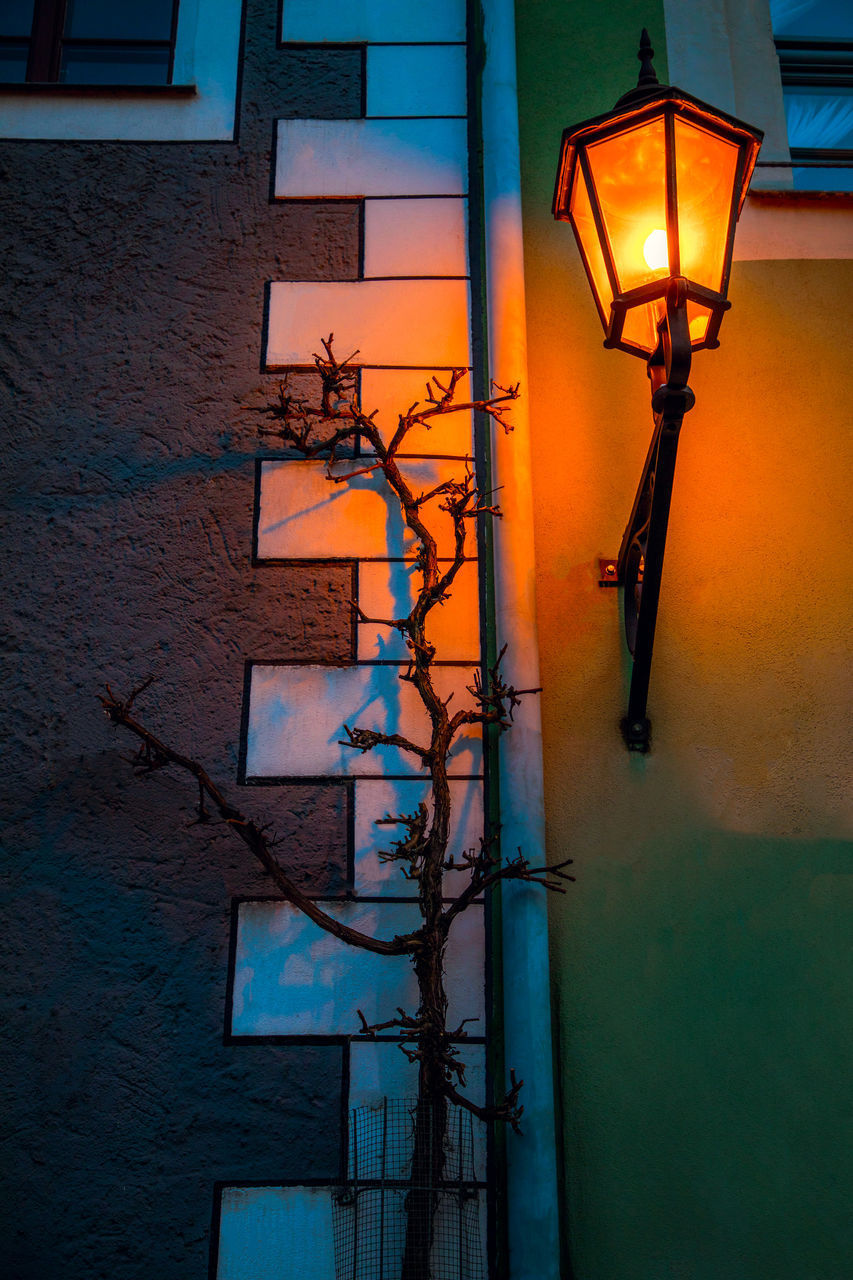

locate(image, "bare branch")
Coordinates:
340 723 431 761
329 460 383 485
444 1068 525 1134
374 803 430 870
442 850 574 928
354 603 407 633
356 1007 422 1037
100 687 419 957
448 644 542 740
105 333 568 1242
446 1016 479 1039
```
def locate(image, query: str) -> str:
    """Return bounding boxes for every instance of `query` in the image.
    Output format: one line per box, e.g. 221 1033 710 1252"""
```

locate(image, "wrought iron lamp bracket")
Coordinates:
599 279 696 752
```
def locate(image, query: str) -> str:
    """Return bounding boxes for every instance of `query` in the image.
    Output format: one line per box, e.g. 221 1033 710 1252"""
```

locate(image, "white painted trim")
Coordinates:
480 2 562 1277
0 0 242 140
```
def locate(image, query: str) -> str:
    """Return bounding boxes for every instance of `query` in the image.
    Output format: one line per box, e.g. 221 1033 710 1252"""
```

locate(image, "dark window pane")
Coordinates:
793 163 853 188
784 84 853 147
0 41 28 79
64 0 175 41
0 0 34 38
60 45 171 84
770 0 853 39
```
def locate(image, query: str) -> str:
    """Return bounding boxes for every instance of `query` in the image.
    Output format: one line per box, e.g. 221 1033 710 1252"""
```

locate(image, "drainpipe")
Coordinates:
479 1 562 1276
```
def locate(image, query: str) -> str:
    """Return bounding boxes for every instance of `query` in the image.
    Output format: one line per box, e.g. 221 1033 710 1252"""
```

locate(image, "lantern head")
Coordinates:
553 31 763 358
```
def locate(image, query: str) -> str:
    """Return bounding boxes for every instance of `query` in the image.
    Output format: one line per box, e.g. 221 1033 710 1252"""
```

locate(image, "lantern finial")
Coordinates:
614 28 667 107
637 29 658 88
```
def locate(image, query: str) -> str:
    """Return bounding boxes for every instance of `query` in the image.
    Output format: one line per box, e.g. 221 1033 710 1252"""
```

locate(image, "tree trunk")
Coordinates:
401 929 449 1280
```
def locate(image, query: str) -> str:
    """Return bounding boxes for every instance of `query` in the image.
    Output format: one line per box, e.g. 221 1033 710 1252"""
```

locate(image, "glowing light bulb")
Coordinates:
643 228 668 272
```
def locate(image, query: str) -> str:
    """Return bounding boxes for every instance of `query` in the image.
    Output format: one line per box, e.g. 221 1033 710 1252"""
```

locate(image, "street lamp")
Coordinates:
553 30 763 751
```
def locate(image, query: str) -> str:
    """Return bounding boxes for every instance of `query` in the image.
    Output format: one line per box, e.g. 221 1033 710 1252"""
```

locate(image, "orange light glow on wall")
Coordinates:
553 36 762 359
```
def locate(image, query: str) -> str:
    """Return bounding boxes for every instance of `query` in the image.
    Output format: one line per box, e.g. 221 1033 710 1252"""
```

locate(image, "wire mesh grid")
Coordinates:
332 1098 486 1280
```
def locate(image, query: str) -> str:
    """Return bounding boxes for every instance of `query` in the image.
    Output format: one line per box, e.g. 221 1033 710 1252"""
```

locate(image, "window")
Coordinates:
770 0 853 186
0 0 179 86
0 0 243 140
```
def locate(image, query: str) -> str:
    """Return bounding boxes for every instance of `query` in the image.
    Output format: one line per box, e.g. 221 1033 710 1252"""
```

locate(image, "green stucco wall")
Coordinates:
514 3 853 1277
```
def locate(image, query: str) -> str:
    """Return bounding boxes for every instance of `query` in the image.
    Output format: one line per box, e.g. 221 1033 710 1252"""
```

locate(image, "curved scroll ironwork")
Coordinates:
615 280 695 751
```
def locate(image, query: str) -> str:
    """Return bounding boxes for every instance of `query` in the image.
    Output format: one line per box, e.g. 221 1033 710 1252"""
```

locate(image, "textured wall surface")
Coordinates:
516 3 853 1278
0 3 362 1276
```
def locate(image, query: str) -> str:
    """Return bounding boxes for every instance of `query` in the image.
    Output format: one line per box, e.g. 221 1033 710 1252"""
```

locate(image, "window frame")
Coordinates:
773 34 853 167
0 0 181 87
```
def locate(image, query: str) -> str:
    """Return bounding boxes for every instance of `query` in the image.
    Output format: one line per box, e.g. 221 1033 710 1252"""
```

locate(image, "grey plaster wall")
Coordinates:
0 2 361 1275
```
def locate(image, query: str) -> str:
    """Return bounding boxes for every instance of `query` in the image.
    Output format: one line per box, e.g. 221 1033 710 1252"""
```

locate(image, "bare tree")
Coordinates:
102 338 572 1279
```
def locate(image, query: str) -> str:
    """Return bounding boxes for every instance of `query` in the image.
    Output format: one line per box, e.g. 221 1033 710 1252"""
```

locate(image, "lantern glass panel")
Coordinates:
674 116 740 295
586 116 668 295
568 158 614 325
686 299 713 346
621 300 663 354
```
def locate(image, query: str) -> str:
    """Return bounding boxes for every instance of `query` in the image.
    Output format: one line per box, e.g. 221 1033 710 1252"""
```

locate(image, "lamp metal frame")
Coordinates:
553 32 763 750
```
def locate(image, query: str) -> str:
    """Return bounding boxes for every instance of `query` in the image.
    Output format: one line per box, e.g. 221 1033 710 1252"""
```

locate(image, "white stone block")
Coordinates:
353 777 484 896
360 368 474 455
275 118 468 198
244 663 483 779
256 457 465 562
356 560 479 662
282 0 467 44
363 198 468 278
357 560 480 662
230 900 484 1036
366 45 468 118
216 1186 335 1280
349 1040 486 1110
266 280 471 369
348 1042 487 1178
